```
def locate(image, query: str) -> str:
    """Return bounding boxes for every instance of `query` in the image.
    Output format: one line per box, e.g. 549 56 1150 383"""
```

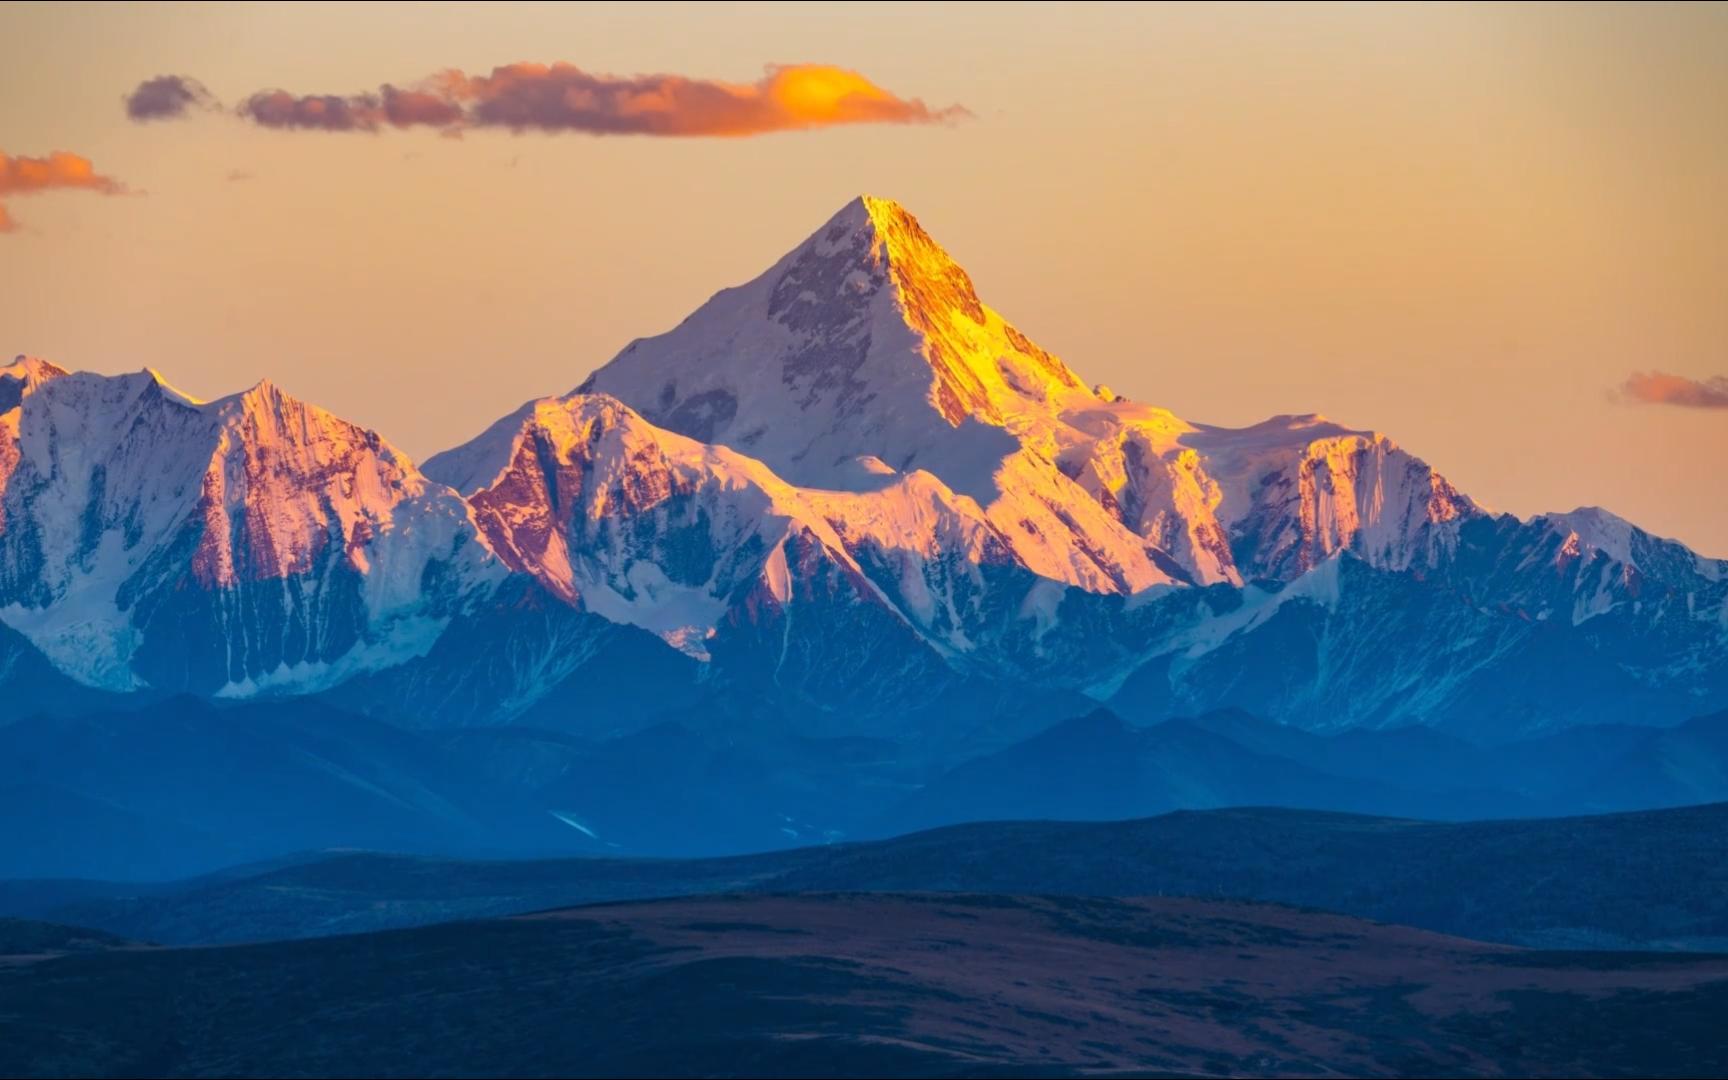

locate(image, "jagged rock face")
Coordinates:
0 365 494 695
1056 410 1484 587
431 391 1079 669
1062 424 1236 585
0 358 69 534
1190 423 1480 582
445 393 872 659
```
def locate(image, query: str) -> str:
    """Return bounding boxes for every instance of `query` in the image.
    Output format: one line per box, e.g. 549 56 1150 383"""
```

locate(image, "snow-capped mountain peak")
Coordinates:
1542 505 1726 586
1549 506 1643 567
0 355 69 412
579 195 1098 502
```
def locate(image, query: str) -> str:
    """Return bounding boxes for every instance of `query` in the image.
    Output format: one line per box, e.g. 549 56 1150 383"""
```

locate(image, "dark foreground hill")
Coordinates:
4 894 1727 1079
6 802 1726 951
0 918 136 961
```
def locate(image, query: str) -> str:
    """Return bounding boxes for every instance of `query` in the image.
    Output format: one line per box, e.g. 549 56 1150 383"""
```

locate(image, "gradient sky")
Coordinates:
3 1 1725 554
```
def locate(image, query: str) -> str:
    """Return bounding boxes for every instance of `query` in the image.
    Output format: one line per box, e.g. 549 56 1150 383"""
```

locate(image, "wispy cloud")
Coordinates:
0 150 129 234
129 63 967 138
125 74 217 121
1617 371 1728 410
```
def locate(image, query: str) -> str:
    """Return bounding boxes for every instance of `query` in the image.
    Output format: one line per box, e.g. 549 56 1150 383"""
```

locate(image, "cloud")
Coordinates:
0 150 129 234
382 84 466 128
235 83 468 132
240 89 384 131
1617 371 1728 409
0 151 126 196
125 74 216 121
155 62 966 138
450 62 969 136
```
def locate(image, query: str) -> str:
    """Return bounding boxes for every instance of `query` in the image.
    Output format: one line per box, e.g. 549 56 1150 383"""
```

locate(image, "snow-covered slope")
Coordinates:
428 390 1114 666
0 363 496 694
433 392 871 657
580 197 1094 494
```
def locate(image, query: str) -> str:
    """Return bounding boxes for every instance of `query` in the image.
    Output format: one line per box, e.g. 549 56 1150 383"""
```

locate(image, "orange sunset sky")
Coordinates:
2 1 1725 554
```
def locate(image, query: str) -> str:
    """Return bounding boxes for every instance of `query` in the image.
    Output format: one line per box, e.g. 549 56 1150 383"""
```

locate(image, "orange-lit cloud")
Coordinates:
157 62 965 137
0 150 128 234
452 62 968 135
1618 371 1728 410
125 74 216 121
382 84 466 128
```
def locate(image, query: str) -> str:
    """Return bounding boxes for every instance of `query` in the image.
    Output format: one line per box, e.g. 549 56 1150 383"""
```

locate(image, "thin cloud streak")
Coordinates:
1618 371 1728 410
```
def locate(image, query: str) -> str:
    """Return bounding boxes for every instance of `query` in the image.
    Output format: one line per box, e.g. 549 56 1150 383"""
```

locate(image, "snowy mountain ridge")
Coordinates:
0 359 497 693
579 197 1488 592
3 196 1724 734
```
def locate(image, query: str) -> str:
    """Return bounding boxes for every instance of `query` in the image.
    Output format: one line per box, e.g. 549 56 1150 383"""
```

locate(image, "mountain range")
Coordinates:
3 195 1725 744
6 195 1727 1080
